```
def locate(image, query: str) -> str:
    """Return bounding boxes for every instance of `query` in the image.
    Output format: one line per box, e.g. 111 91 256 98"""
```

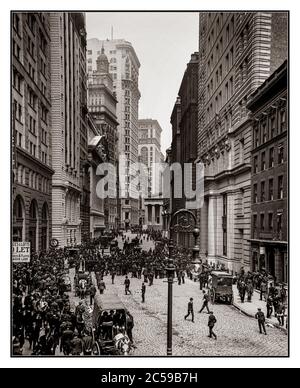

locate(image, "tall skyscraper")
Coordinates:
12 13 54 252
50 12 89 247
87 47 118 230
197 12 288 272
87 38 141 228
138 119 164 230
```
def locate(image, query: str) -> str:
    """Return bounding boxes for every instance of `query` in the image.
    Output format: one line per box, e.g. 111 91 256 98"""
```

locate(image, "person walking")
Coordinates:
111 269 116 285
260 281 267 301
199 290 210 313
98 278 106 295
255 308 267 335
239 280 246 303
124 276 132 295
246 281 254 302
207 311 217 339
277 302 286 326
89 284 96 306
266 296 273 318
141 282 146 303
184 298 194 322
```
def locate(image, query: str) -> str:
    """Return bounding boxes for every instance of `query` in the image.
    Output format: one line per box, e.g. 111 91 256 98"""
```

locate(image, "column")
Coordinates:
227 192 235 272
208 196 217 260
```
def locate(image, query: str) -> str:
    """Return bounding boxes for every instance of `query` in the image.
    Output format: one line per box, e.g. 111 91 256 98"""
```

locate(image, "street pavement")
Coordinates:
98 232 288 356
22 233 288 356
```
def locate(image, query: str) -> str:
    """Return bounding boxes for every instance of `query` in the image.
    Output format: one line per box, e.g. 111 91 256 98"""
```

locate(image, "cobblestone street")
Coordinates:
101 272 288 356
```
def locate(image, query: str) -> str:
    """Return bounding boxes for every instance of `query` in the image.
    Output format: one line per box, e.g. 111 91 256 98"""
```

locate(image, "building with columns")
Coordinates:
87 115 109 238
87 38 141 228
138 119 164 230
50 13 89 247
247 61 288 283
197 12 288 272
88 47 119 230
12 12 54 252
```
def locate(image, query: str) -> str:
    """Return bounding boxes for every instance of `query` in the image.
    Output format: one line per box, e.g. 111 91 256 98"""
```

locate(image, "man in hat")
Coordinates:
255 308 267 335
208 311 217 339
184 298 194 323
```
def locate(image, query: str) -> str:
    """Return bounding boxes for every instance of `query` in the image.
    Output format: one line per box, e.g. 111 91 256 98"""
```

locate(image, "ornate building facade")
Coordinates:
87 38 141 228
88 47 119 230
50 13 88 247
197 12 288 271
247 61 288 283
12 13 54 252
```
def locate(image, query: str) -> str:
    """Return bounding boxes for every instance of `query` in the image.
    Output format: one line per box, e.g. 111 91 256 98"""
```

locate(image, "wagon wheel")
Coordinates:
92 342 101 356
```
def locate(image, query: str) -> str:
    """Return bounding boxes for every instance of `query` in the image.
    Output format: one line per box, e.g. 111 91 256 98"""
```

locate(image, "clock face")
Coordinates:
50 238 59 248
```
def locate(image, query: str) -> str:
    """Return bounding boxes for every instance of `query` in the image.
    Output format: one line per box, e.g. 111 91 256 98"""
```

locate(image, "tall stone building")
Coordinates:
87 47 119 230
138 119 164 230
87 38 141 228
12 13 54 252
50 13 89 247
197 12 288 272
247 61 288 283
169 52 199 247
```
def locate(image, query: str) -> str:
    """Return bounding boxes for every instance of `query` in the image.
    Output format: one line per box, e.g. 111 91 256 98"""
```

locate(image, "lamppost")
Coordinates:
165 209 201 356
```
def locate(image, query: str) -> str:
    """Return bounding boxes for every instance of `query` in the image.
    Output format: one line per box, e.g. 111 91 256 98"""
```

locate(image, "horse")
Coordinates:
113 332 131 355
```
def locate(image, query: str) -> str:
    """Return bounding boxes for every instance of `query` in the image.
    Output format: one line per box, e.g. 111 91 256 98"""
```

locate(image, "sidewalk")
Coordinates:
232 285 288 334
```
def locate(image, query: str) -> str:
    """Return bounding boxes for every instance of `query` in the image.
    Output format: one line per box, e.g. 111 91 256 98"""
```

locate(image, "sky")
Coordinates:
86 12 199 155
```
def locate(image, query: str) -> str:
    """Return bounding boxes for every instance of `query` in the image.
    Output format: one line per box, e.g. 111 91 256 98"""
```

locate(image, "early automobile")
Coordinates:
208 271 234 304
92 293 132 355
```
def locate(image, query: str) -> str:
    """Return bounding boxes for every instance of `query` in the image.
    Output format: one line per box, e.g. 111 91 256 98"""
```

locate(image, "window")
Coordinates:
269 147 274 168
13 40 21 60
270 116 276 138
13 14 20 35
88 50 92 55
268 213 273 231
254 127 259 148
262 122 267 143
253 214 257 232
278 176 284 199
261 181 265 202
226 25 229 44
277 213 282 234
278 146 284 164
261 152 266 171
253 155 258 173
253 184 258 203
260 213 265 231
269 179 274 200
279 110 286 132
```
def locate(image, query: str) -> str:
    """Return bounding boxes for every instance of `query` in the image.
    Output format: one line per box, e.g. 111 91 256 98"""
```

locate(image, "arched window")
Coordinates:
13 195 25 241
29 200 37 219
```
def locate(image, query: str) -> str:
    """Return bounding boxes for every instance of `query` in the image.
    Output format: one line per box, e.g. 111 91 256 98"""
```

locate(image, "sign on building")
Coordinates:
12 242 31 263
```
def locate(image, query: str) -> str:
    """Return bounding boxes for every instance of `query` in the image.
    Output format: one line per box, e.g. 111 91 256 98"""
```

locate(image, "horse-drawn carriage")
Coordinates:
92 293 132 355
74 272 92 299
208 271 234 304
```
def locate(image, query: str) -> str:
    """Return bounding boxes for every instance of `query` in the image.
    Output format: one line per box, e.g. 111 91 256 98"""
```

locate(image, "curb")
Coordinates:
232 301 288 334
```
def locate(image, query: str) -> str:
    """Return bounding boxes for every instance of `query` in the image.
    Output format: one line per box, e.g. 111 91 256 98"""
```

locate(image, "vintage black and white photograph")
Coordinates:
11 11 289 357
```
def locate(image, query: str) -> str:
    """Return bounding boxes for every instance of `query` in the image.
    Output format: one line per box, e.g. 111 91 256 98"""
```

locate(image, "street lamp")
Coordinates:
166 209 201 356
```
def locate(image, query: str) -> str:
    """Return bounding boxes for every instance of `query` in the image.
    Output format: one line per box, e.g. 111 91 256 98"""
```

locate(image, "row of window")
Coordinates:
253 176 284 204
16 165 50 193
254 109 287 147
253 212 283 234
253 145 284 173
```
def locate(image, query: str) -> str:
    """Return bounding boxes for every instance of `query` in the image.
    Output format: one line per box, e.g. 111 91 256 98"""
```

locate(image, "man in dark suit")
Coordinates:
208 311 217 339
255 308 267 335
184 298 194 322
199 290 210 313
141 283 146 303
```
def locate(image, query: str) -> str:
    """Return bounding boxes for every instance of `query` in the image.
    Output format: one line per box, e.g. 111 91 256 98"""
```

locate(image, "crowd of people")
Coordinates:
13 229 288 355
